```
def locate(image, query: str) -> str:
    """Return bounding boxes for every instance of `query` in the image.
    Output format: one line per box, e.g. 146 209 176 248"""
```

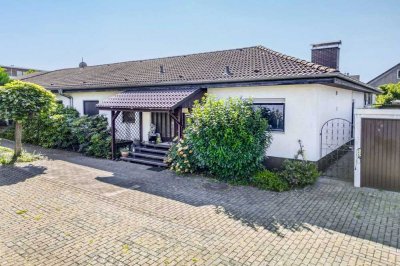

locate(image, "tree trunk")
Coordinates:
14 121 22 157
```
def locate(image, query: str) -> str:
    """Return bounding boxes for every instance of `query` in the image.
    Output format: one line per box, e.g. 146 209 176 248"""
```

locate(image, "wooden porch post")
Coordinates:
171 108 183 139
111 110 121 160
177 108 183 138
139 112 143 142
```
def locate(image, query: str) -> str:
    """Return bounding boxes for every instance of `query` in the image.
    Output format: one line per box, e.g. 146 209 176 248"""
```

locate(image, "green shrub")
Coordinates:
184 95 271 180
166 137 197 174
280 140 319 187
252 169 289 192
23 104 79 149
72 115 111 158
0 125 15 140
1 104 111 159
280 160 319 187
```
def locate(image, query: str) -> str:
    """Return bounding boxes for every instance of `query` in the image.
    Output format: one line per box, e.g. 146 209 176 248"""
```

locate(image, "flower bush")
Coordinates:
166 137 197 174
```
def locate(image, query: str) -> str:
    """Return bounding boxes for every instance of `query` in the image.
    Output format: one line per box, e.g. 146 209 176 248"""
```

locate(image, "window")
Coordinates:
364 93 373 106
397 69 400 79
83 101 99 116
253 103 285 132
122 112 136 123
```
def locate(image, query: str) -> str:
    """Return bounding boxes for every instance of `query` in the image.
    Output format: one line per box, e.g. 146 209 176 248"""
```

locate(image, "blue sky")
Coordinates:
1 0 399 82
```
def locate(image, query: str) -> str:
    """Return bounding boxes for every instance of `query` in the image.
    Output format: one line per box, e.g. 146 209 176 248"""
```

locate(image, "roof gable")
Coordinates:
368 63 400 84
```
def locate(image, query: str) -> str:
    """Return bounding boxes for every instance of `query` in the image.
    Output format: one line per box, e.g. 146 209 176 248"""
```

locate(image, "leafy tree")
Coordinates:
0 81 56 156
376 82 400 105
0 67 10 85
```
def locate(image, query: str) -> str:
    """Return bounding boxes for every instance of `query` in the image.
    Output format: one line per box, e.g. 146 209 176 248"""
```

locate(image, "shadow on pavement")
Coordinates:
0 165 47 186
1 139 400 249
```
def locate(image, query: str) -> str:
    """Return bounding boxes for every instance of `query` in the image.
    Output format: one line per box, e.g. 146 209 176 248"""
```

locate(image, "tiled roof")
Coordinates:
97 88 200 110
20 46 338 90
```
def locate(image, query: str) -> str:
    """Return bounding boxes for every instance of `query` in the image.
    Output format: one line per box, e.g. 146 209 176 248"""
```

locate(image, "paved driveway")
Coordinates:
0 140 399 265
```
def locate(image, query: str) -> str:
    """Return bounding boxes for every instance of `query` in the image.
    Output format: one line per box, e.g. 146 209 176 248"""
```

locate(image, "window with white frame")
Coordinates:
253 102 285 132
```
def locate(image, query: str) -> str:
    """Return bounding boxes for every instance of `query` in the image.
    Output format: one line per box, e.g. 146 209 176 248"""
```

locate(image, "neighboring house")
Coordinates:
0 65 44 79
368 63 400 88
20 42 379 167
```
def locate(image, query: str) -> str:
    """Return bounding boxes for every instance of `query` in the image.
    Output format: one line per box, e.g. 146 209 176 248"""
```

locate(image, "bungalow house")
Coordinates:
20 42 379 167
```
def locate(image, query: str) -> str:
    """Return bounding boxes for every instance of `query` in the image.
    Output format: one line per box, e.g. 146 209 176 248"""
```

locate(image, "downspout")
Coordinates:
57 89 73 107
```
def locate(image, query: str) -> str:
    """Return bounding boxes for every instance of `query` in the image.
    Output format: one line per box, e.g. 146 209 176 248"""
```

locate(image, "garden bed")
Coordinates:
0 146 42 165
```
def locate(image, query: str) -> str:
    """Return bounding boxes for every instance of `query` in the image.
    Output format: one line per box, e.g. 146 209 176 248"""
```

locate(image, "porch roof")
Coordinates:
97 87 201 111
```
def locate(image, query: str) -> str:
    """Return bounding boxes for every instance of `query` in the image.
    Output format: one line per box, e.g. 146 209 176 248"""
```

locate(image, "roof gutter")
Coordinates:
57 89 73 107
46 73 380 94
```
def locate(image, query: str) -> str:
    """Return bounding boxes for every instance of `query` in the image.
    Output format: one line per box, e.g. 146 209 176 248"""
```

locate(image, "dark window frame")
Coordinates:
364 93 373 106
122 112 136 123
83 100 99 116
253 102 285 132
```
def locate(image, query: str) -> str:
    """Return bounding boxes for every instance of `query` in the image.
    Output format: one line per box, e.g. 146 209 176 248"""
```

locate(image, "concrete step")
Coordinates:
132 152 165 161
135 147 168 155
120 157 167 167
142 142 172 150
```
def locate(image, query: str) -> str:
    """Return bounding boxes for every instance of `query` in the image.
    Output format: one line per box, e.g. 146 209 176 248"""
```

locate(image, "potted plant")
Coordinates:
120 148 130 158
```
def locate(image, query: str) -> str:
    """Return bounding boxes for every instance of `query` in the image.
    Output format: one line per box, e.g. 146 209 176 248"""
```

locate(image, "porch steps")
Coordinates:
134 147 168 155
120 157 168 167
121 142 171 167
132 152 165 160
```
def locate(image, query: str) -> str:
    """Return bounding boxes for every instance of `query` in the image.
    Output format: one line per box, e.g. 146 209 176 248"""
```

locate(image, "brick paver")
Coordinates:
0 140 399 265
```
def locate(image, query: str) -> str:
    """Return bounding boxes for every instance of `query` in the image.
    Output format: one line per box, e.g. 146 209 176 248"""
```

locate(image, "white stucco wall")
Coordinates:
316 87 365 157
353 108 400 187
54 85 367 161
208 84 366 161
55 91 119 124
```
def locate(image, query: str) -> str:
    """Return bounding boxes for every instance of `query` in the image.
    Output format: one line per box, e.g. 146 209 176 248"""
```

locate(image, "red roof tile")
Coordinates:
97 88 200 110
21 46 338 90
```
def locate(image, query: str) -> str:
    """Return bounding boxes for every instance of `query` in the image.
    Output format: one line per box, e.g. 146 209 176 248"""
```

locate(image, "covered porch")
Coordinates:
97 88 204 166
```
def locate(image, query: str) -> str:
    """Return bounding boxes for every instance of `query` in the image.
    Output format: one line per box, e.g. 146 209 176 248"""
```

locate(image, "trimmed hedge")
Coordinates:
0 104 111 159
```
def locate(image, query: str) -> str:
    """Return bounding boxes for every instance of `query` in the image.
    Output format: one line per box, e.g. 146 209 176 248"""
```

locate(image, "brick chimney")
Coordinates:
311 41 341 70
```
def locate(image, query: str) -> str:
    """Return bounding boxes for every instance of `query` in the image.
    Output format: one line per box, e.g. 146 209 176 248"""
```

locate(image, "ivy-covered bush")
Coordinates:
252 169 289 192
165 137 197 174
181 95 271 180
280 140 319 187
